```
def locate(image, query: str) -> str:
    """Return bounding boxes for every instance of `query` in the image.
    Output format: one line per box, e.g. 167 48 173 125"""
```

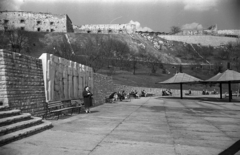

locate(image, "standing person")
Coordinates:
82 86 93 113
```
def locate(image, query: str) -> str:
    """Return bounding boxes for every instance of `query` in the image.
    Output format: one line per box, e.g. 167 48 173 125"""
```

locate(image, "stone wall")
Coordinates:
0 11 73 33
93 73 115 106
39 53 93 102
74 23 136 34
0 49 45 116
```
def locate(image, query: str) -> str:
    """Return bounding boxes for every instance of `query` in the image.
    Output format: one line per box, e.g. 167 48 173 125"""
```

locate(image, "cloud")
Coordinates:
181 22 203 30
128 20 153 32
183 0 217 11
0 0 24 11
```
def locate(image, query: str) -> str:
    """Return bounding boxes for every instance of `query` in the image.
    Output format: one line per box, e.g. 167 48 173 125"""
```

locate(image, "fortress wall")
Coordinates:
75 24 136 34
0 11 73 32
0 49 45 116
39 53 93 102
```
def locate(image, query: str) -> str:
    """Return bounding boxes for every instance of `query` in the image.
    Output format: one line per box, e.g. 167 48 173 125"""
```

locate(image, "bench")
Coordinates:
71 99 84 113
146 93 155 97
45 99 83 120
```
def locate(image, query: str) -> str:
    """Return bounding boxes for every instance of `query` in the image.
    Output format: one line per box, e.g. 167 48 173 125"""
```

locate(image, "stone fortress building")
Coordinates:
0 11 74 32
73 23 137 34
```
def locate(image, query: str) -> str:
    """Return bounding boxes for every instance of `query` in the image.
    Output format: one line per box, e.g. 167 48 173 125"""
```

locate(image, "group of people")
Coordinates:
107 89 148 102
108 91 127 102
202 89 218 95
162 89 172 96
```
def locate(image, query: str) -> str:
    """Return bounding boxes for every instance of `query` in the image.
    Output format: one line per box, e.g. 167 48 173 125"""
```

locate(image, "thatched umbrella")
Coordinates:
157 73 202 99
204 69 240 102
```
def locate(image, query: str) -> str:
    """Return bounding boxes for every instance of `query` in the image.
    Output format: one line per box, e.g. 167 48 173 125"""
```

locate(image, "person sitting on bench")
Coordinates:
185 89 191 95
141 90 146 97
109 92 118 102
117 91 124 101
130 90 139 98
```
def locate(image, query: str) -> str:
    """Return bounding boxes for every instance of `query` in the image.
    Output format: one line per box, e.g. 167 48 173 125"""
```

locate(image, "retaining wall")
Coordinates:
0 49 45 116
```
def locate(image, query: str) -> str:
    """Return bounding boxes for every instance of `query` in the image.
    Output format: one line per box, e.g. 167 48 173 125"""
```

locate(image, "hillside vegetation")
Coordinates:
158 35 238 47
0 30 240 91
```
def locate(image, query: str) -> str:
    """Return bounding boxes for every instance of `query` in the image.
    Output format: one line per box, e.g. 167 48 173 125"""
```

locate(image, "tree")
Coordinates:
1 28 29 53
170 26 181 34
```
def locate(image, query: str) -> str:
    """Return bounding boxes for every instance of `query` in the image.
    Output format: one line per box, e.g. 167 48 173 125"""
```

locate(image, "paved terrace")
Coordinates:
1 97 240 155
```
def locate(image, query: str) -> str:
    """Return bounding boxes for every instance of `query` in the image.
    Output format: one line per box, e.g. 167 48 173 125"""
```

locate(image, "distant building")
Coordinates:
177 24 218 36
0 11 74 32
74 23 137 34
181 29 204 35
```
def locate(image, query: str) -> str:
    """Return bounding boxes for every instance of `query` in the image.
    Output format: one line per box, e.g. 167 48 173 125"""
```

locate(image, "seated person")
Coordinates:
167 89 172 95
212 89 217 94
185 89 191 95
202 89 206 95
205 90 209 95
162 90 169 96
130 90 139 98
109 92 118 102
121 90 127 99
117 91 124 101
134 90 140 98
141 90 146 97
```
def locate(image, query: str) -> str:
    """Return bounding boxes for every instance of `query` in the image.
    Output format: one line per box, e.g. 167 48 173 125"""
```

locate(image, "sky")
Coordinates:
0 0 239 32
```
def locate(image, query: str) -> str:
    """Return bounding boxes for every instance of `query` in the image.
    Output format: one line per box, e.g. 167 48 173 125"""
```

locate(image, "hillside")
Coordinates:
158 35 238 47
0 30 239 92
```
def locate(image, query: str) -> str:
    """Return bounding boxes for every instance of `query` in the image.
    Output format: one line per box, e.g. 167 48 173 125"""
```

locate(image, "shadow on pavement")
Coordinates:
219 139 240 155
156 96 240 103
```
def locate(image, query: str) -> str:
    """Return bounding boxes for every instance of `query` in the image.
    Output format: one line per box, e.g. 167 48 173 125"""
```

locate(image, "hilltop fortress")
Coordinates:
0 11 239 36
0 11 136 34
0 11 74 32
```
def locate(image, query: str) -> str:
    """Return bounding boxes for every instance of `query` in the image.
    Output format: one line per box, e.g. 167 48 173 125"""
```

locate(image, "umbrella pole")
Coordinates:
219 83 222 99
228 81 232 102
180 83 183 99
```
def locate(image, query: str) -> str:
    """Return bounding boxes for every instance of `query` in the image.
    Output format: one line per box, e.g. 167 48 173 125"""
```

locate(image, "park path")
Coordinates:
0 97 240 155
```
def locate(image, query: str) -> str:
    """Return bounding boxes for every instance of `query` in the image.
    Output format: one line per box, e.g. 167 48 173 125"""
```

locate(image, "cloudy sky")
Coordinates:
0 0 239 32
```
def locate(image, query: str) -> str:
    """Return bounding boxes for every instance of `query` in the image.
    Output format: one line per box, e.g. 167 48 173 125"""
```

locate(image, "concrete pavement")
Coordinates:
0 96 240 155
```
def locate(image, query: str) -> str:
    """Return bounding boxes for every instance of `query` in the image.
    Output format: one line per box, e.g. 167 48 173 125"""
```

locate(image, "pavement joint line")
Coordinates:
182 100 236 141
87 98 151 155
163 100 178 155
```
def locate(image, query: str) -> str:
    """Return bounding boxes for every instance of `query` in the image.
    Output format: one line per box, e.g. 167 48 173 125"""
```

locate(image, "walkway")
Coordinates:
0 97 240 155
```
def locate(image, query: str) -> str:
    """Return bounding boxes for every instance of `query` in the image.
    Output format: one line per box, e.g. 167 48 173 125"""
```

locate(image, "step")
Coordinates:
0 105 9 111
0 113 31 126
0 121 52 146
0 109 21 118
0 117 42 136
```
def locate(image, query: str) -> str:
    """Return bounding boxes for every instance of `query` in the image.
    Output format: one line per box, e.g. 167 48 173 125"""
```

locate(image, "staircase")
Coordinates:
0 105 52 146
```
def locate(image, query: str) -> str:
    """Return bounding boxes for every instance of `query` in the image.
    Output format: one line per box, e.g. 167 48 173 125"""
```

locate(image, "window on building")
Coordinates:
50 21 54 25
50 29 54 32
20 27 25 30
20 19 25 23
37 28 41 32
36 21 41 25
4 20 9 24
